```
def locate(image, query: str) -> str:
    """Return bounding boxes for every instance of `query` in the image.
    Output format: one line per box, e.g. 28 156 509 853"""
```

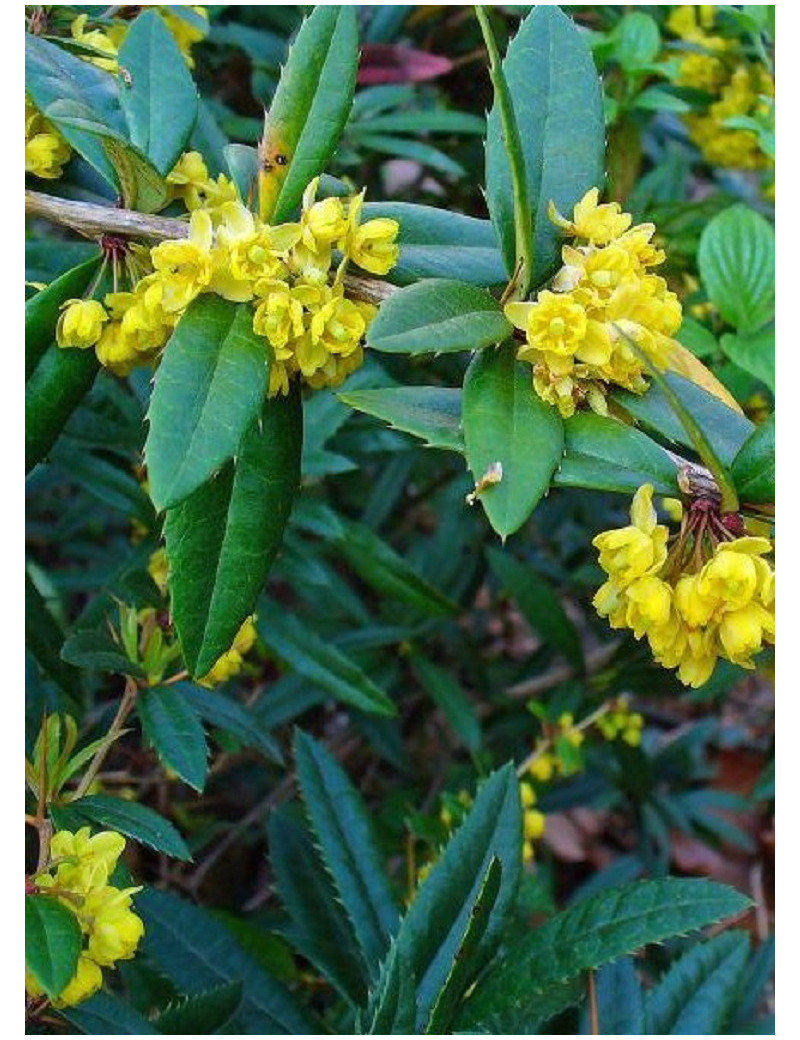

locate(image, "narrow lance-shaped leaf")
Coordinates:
380 764 522 1031
118 9 199 175
26 343 99 473
338 386 464 453
146 297 269 513
165 388 302 678
137 887 315 1034
731 413 774 505
25 256 101 379
51 794 191 861
463 344 564 539
138 685 209 792
645 932 751 1035
367 279 512 355
293 730 399 972
25 33 125 187
257 605 397 717
260 6 359 222
485 5 605 281
457 878 752 1032
269 808 369 1006
25 895 82 1000
362 202 506 286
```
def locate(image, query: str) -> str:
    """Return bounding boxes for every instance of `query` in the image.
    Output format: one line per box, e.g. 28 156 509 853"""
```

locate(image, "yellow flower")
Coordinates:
550 188 632 246
28 829 145 1007
83 886 146 967
199 616 257 686
151 209 214 312
344 189 400 275
25 97 72 179
593 485 669 587
508 291 587 357
70 15 120 74
625 576 673 638
523 808 546 841
56 300 108 349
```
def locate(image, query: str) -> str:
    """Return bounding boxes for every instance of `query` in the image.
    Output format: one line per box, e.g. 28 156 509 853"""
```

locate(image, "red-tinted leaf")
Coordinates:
358 44 452 85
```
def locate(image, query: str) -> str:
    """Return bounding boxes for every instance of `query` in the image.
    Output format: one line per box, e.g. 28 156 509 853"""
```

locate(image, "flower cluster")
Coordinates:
56 156 400 395
69 7 208 73
520 781 546 864
593 484 775 687
505 188 681 418
667 5 774 170
595 697 645 746
26 829 144 1007
25 96 71 180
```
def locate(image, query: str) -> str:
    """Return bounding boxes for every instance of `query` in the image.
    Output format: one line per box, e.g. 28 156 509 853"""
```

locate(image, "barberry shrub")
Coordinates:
26 5 774 1035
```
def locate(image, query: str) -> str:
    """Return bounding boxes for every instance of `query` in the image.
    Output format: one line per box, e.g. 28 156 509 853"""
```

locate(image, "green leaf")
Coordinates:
224 142 259 201
53 793 191 860
25 895 82 1000
463 344 564 538
458 878 752 1031
558 412 679 495
698 205 775 335
613 373 754 467
361 943 416 1034
118 9 199 175
165 389 302 678
335 521 457 617
153 983 244 1034
337 386 464 452
731 414 774 504
25 573 82 698
62 991 159 1034
44 99 170 213
485 5 604 280
426 858 503 1034
353 110 485 135
146 297 269 512
25 33 125 186
367 279 511 355
293 730 399 972
257 605 397 717
138 685 209 792
362 202 506 286
269 807 368 1005
177 682 283 764
677 316 718 359
614 12 661 69
261 6 359 222
138 887 315 1034
410 654 481 751
382 763 521 1031
720 325 775 391
25 255 101 380
645 932 751 1035
25 343 99 472
592 958 645 1035
487 547 582 667
633 86 691 114
60 627 146 680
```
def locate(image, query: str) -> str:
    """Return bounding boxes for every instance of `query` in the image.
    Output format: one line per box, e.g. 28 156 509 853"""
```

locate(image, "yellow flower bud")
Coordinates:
56 299 109 349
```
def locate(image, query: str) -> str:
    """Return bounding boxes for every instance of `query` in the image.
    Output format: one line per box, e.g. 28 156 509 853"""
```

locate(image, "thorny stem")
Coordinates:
74 676 139 799
25 189 399 307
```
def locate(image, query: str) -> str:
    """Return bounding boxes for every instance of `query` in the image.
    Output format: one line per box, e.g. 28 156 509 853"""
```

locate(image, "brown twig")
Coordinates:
25 190 398 306
74 676 139 799
588 968 600 1035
